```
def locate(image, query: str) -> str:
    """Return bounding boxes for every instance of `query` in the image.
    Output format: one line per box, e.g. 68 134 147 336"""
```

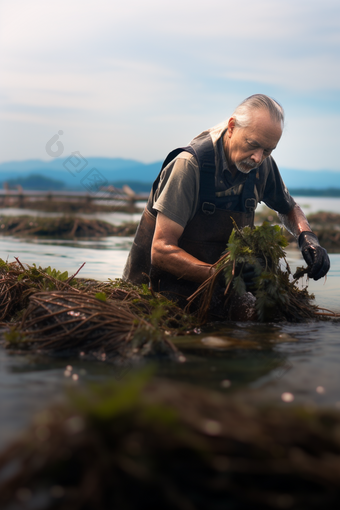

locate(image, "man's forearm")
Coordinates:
278 204 312 238
151 243 213 284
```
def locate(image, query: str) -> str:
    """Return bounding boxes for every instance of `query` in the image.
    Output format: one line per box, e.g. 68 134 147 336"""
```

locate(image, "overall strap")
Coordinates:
153 135 257 216
151 147 191 198
151 135 216 204
241 169 257 213
189 136 216 205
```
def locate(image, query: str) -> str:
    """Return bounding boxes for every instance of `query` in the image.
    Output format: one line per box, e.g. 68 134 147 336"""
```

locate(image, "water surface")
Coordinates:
0 201 339 452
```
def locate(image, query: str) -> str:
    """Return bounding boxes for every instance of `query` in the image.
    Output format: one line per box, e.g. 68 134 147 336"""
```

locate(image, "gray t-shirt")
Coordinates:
152 152 199 228
149 135 295 229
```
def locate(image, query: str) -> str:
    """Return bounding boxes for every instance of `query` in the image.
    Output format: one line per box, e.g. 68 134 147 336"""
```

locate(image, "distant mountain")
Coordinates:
0 157 161 190
0 157 339 192
6 174 65 191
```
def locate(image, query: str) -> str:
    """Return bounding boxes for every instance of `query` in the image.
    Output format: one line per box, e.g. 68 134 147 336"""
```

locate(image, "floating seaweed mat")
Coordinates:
0 215 138 238
8 291 180 360
1 374 340 509
11 198 141 214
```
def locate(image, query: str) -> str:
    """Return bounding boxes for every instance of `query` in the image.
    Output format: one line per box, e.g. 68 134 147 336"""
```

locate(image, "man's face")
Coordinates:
223 109 282 174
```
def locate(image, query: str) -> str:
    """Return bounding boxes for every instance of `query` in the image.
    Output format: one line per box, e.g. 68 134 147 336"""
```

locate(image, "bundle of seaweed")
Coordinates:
0 260 32 323
0 215 138 238
7 290 179 360
0 258 195 358
0 258 81 324
0 257 194 331
103 279 196 332
188 222 330 323
1 374 340 509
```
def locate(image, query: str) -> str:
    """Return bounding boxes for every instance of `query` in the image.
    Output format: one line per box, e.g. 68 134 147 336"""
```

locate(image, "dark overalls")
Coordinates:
122 132 257 306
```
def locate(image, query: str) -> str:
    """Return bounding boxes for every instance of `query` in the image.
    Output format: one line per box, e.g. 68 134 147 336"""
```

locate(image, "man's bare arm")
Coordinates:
278 203 311 238
151 212 213 284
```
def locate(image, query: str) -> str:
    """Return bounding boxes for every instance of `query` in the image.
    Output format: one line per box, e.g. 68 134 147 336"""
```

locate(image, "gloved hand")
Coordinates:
298 231 330 280
237 258 266 292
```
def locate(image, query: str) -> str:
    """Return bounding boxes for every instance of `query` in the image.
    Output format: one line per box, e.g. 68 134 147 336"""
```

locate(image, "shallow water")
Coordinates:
0 201 339 452
0 235 132 279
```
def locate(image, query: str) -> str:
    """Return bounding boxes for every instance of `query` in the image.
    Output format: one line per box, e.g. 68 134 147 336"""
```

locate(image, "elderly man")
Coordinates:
123 94 330 304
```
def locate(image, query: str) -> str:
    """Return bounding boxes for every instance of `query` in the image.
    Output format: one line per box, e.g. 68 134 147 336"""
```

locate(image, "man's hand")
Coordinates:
236 258 266 292
298 231 330 280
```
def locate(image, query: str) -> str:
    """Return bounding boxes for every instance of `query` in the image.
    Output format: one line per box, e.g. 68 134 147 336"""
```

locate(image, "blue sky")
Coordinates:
0 0 340 171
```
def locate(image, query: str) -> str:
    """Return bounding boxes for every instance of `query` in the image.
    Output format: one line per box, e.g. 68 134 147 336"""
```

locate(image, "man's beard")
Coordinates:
235 158 258 174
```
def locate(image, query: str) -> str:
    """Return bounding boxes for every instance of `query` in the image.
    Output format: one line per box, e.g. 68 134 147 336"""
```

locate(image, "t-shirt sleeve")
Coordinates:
152 153 199 228
261 157 296 214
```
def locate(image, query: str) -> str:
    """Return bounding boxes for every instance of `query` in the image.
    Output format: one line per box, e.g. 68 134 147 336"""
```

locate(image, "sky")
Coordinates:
0 0 340 171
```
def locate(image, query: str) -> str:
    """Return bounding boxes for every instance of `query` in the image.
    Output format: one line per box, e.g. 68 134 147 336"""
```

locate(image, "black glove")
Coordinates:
298 231 330 280
237 258 266 292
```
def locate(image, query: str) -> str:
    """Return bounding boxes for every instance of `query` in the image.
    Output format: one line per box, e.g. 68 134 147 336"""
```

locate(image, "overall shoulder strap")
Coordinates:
189 135 216 204
241 169 257 213
151 147 191 197
149 135 216 214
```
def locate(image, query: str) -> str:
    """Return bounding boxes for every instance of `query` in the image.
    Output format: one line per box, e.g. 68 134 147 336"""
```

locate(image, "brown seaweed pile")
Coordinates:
0 259 194 359
0 196 142 213
0 215 138 238
0 258 82 324
9 290 180 361
1 374 340 509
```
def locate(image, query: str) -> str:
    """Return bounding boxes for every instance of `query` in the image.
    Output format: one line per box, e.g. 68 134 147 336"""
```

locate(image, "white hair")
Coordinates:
232 94 284 129
188 94 285 167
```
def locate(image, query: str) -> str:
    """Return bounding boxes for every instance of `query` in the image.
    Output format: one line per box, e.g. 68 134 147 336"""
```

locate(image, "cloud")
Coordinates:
0 0 340 167
274 114 340 171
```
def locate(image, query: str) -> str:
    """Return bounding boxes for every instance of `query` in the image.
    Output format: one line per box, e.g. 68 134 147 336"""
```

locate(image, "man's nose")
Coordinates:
251 148 264 164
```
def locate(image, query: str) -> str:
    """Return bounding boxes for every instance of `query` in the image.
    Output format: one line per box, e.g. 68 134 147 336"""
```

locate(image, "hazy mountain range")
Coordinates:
0 157 339 192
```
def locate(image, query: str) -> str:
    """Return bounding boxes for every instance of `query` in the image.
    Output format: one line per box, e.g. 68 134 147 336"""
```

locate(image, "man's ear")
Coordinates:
227 117 236 137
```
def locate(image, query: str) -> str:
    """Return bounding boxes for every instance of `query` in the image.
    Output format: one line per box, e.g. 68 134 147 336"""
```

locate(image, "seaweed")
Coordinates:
188 222 332 323
0 259 195 359
1 223 338 358
0 215 138 238
6 290 180 361
0 258 82 324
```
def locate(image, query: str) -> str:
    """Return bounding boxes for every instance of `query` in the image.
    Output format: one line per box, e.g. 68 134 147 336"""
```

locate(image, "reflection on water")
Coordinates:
162 322 291 392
